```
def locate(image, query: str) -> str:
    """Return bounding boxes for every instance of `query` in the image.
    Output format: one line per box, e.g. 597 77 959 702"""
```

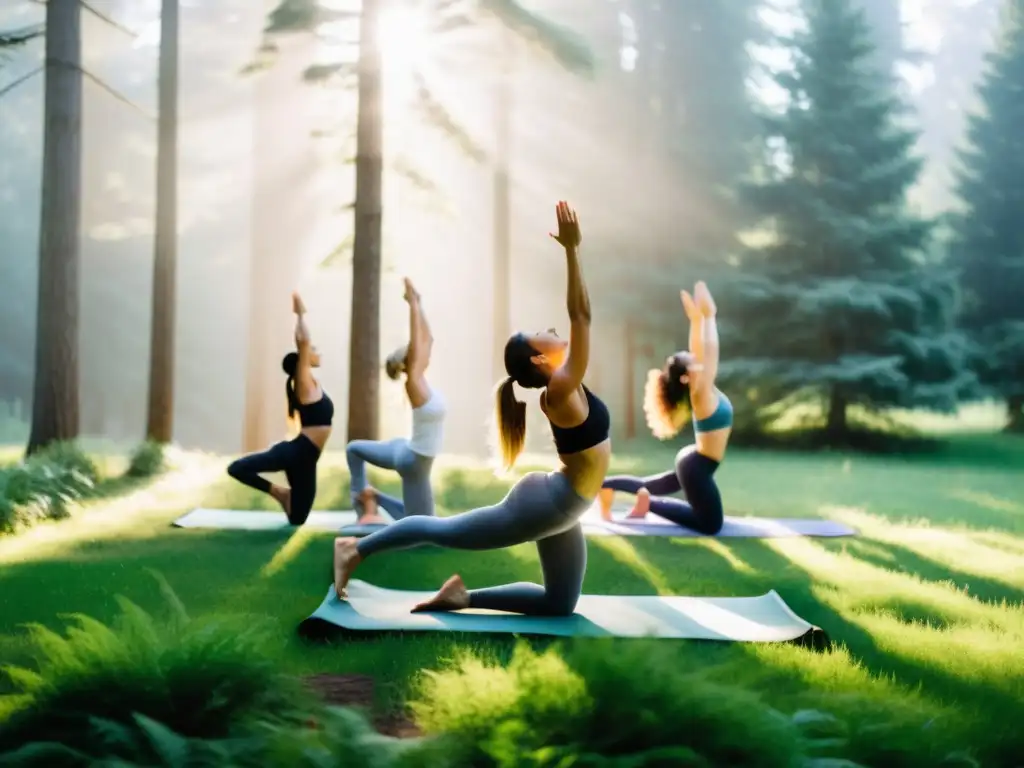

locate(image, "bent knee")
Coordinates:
226 460 243 479
701 516 724 536
541 593 579 617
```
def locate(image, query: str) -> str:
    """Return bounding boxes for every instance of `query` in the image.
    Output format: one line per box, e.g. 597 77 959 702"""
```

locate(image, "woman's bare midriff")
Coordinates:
300 426 332 452
694 429 730 462
558 439 612 500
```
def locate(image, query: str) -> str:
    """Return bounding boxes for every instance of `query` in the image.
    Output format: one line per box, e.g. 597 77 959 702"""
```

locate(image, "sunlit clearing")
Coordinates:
698 538 754 574
948 488 1023 515
588 537 672 595
770 538 1024 631
0 449 223 565
823 507 1024 591
261 525 317 578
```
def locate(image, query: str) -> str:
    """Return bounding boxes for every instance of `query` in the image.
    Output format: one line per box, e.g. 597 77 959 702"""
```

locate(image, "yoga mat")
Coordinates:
298 580 827 647
173 508 358 531
583 505 857 538
338 521 390 536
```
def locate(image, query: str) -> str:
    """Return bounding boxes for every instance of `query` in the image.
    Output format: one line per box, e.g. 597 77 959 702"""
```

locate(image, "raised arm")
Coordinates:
684 281 719 390
292 292 316 395
403 278 432 408
548 202 590 403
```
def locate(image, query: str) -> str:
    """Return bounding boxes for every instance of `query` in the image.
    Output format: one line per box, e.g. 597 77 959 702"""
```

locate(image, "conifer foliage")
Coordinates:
724 0 971 438
950 0 1024 432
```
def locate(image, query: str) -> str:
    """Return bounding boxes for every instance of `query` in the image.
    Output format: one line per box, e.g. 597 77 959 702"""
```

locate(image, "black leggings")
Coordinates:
226 434 321 525
602 445 724 535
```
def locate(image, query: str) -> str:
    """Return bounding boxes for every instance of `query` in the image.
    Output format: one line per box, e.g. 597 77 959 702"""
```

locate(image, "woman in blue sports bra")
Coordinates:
598 281 730 535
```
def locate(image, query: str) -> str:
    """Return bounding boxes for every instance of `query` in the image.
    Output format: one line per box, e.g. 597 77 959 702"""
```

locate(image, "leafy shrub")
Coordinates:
0 442 98 533
0 577 321 762
0 705 423 768
409 641 978 768
127 439 167 479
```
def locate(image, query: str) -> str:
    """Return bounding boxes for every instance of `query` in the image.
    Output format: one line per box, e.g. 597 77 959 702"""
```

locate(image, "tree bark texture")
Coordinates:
347 0 384 442
27 0 82 455
146 0 180 443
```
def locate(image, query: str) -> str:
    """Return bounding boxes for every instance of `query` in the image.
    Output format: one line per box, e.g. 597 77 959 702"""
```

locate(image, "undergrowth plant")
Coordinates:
0 442 98 533
0 575 325 762
127 440 167 479
408 641 980 768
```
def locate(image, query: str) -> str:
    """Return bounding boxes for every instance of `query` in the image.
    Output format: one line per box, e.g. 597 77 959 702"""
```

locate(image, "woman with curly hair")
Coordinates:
597 281 730 535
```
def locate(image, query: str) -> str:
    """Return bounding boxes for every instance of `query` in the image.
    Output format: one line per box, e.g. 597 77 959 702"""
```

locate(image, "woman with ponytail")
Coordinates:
227 292 334 525
332 201 610 615
345 277 445 525
598 281 730 535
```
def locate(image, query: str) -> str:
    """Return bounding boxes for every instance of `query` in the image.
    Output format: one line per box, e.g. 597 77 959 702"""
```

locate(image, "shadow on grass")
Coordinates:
829 538 1024 607
721 539 1024 765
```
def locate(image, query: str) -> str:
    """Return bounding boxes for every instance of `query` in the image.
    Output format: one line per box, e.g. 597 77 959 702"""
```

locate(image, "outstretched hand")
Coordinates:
292 291 306 315
402 277 420 304
694 281 716 317
549 201 581 249
680 289 699 320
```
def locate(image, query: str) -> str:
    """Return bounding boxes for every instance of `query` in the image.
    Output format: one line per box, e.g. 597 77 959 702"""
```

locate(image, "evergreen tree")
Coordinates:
950 0 1024 432
725 0 971 440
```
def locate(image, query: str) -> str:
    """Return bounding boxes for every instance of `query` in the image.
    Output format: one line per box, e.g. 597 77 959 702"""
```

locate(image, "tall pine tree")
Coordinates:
951 0 1024 432
725 0 971 440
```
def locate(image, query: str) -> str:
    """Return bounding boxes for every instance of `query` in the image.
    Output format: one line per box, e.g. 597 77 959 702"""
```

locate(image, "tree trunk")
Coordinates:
825 386 847 441
1006 394 1024 433
347 0 384 441
146 0 179 444
624 321 636 440
26 0 82 456
491 25 513 383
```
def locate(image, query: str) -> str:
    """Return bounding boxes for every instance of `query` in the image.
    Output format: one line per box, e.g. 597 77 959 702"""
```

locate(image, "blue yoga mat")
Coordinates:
298 580 827 646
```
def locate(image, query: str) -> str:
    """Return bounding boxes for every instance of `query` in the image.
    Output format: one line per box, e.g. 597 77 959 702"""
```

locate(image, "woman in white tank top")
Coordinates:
345 278 446 524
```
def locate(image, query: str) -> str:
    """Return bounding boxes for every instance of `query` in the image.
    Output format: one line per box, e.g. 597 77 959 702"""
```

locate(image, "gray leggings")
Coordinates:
354 471 591 616
346 438 435 519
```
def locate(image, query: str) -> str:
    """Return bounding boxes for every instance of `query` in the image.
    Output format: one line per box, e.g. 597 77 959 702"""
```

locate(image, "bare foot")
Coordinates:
598 488 614 521
355 487 387 524
271 485 292 519
411 574 470 613
625 487 650 519
332 537 362 598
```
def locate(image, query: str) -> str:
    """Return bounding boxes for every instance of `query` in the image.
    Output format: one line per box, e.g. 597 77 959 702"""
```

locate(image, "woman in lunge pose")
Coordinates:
333 201 610 615
346 278 446 525
598 281 730 535
227 292 333 525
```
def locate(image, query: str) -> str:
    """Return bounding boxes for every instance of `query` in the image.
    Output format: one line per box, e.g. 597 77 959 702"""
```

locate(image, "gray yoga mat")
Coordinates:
173 508 358 531
582 506 857 538
298 580 827 647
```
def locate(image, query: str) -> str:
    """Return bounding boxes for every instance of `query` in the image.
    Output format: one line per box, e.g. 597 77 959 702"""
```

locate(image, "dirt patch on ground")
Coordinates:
304 673 421 739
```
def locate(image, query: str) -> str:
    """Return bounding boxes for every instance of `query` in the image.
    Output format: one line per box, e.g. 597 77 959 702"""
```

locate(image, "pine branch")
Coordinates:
0 24 45 48
0 65 42 100
477 0 594 75
41 55 154 119
411 71 487 162
27 0 138 37
80 1 138 37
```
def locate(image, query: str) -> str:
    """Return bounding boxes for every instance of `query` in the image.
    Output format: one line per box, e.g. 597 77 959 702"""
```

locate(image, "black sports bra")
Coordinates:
297 388 334 427
549 385 610 455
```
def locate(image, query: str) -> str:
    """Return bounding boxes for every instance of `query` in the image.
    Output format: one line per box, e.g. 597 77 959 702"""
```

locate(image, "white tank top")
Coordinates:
408 389 446 457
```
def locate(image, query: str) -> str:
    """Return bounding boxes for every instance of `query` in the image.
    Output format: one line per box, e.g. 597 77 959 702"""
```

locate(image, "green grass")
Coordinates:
0 435 1022 763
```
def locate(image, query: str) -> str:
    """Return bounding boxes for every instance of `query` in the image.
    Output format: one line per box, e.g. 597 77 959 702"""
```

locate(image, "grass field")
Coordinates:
1 433 1023 763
